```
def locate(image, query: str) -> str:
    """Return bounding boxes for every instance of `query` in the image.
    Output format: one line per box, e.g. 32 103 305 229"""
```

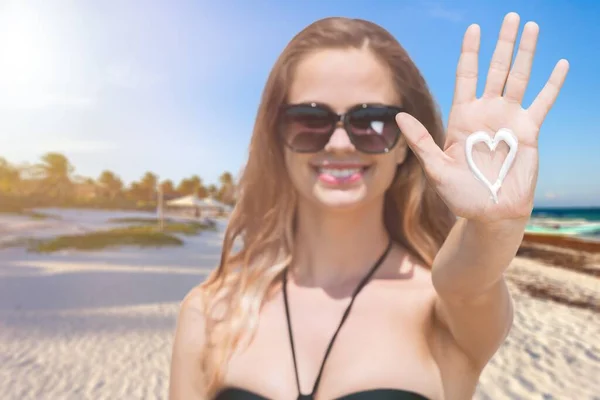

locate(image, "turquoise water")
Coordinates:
526 207 600 240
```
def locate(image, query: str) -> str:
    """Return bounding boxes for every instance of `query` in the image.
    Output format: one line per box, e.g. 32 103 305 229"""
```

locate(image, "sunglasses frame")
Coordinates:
278 102 406 154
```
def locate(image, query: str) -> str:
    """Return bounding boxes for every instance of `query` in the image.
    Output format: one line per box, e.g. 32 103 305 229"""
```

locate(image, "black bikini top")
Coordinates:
215 387 430 399
215 239 431 400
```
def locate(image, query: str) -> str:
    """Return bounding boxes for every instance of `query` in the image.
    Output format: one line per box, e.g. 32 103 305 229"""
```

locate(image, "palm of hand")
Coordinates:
397 13 569 224
442 99 539 222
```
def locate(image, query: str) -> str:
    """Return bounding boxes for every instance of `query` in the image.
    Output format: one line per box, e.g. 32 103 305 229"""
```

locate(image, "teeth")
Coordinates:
319 168 362 178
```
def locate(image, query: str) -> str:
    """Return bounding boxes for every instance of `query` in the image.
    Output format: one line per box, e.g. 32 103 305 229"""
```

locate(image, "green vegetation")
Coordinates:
109 217 216 233
0 237 42 250
163 221 216 235
27 220 213 253
0 202 56 220
24 211 53 220
108 217 174 225
29 227 182 253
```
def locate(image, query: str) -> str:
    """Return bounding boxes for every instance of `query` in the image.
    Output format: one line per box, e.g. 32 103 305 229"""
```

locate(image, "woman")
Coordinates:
169 12 568 400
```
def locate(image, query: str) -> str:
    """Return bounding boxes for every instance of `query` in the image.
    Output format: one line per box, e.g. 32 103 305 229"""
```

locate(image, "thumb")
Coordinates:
395 112 445 175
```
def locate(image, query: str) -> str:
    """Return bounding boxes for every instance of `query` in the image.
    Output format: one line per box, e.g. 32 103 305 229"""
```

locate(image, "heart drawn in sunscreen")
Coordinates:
465 128 518 204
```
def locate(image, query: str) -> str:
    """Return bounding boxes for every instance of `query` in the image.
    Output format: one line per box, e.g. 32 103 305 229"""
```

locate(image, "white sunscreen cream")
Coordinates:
465 128 518 204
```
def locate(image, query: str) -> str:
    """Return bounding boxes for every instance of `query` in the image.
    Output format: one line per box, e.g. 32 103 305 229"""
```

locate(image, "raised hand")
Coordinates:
396 12 569 224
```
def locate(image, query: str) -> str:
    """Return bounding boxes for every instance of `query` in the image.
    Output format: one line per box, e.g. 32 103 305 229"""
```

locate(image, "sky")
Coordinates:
0 0 598 207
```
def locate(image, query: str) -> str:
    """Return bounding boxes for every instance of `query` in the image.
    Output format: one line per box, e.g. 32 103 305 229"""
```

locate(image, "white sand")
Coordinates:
0 210 224 400
0 210 599 399
476 258 600 399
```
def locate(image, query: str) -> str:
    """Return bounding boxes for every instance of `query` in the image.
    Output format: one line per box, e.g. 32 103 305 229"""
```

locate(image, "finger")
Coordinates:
453 24 481 105
504 21 539 103
395 112 446 181
483 12 520 98
528 59 570 129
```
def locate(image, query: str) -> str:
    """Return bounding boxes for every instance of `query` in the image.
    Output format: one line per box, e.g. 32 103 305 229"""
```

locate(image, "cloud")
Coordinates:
544 192 559 199
427 4 464 23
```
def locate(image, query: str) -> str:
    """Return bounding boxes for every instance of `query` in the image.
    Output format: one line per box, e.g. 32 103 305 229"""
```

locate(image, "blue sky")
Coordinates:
0 0 597 207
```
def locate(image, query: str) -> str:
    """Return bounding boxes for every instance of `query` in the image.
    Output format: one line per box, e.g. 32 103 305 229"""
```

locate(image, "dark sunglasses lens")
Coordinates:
347 107 401 152
280 106 334 151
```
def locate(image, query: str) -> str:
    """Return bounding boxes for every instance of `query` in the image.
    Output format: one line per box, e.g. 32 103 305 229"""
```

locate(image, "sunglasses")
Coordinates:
278 103 405 154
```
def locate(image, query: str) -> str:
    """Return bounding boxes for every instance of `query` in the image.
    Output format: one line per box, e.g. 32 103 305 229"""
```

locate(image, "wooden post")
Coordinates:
157 182 164 231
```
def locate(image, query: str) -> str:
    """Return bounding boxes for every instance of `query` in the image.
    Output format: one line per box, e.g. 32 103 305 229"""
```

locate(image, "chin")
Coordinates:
311 185 370 211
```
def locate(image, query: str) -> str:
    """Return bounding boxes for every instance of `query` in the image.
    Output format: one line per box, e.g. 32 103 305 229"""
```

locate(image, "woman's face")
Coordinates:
283 48 409 211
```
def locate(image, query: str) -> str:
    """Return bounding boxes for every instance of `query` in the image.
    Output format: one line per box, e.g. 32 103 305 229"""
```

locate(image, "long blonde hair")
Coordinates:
199 17 455 396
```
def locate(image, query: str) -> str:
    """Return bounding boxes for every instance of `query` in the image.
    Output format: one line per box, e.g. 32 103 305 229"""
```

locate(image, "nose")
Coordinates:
324 122 356 153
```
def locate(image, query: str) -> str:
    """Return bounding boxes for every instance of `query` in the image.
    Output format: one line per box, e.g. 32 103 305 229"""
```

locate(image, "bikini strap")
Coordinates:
282 238 393 399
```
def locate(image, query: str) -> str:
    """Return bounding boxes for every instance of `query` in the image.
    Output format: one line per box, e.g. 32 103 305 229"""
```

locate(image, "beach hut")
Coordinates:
164 195 231 218
165 194 206 218
199 197 232 215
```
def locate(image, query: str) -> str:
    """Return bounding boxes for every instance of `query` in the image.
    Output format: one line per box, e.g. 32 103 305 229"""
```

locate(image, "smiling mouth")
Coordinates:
311 165 371 185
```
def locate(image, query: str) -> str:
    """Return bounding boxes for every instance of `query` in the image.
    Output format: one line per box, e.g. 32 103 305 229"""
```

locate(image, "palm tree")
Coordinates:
127 181 146 202
160 179 178 198
219 172 233 186
35 152 75 201
190 175 209 198
0 157 20 195
218 171 236 205
207 184 218 199
38 152 73 179
176 177 195 196
139 171 158 201
98 170 124 200
189 175 202 195
176 175 207 198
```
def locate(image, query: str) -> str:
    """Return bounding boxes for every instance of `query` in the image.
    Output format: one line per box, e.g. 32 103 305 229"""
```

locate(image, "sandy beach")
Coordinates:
0 209 598 400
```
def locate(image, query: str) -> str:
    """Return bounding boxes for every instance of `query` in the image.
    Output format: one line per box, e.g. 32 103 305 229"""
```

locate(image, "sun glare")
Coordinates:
0 2 57 98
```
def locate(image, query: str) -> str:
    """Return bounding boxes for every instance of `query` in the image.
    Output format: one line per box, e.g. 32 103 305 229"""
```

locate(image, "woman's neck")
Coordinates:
291 198 391 290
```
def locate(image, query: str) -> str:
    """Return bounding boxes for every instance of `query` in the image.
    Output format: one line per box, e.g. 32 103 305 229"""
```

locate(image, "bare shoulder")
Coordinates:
169 285 209 400
180 285 208 316
176 285 208 344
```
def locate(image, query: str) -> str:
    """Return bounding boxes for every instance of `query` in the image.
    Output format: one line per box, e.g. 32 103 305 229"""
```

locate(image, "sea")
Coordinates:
527 207 600 241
